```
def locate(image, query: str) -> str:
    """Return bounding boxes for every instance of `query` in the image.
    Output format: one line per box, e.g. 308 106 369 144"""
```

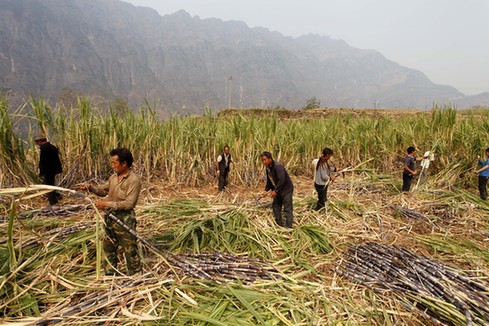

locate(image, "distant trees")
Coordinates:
302 97 321 110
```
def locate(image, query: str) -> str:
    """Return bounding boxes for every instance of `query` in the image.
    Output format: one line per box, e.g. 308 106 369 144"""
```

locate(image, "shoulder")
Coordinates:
274 161 285 170
108 174 118 181
217 155 223 162
127 171 141 182
41 142 55 150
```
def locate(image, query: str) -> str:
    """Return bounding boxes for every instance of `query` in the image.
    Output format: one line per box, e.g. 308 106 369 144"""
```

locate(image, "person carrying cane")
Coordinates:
79 147 142 275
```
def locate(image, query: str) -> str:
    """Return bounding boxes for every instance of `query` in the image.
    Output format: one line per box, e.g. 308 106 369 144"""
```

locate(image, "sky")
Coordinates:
124 0 489 95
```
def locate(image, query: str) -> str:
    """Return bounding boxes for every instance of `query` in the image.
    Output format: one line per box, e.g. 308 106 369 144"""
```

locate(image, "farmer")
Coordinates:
260 151 294 228
402 146 427 192
79 148 142 275
313 148 336 211
216 145 233 192
474 148 489 200
34 134 63 205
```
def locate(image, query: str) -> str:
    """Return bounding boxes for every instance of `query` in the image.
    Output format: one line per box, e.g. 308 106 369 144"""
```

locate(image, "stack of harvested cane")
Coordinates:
167 252 279 283
337 242 489 325
106 212 280 283
390 205 428 220
20 203 93 218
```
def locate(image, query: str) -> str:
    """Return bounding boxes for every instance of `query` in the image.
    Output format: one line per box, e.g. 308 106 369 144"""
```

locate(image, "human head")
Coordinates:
485 148 489 156
223 145 230 155
110 147 134 174
322 147 333 159
407 146 416 154
260 151 273 167
34 134 47 146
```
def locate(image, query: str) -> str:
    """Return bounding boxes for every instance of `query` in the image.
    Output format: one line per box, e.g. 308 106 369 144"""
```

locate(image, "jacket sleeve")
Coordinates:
89 181 110 197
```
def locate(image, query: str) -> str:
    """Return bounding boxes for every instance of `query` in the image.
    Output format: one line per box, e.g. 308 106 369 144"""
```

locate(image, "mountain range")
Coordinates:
1 0 488 113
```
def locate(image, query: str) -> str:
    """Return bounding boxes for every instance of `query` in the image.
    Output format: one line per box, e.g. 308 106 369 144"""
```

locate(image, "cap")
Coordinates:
34 135 47 141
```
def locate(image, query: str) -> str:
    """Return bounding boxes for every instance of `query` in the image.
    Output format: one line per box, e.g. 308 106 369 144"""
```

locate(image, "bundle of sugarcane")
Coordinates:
337 242 489 325
37 271 174 324
423 201 458 219
334 181 386 194
106 212 280 283
0 221 94 249
390 205 428 220
19 203 93 218
166 251 280 283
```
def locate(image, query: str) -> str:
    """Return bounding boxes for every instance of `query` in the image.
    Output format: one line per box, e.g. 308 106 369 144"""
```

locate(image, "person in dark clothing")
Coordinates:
34 135 62 205
402 146 426 192
474 148 489 200
216 145 233 192
313 148 336 210
260 151 294 228
402 146 417 192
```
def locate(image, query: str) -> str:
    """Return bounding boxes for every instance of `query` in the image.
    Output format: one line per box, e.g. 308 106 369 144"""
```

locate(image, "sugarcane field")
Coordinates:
1 98 489 326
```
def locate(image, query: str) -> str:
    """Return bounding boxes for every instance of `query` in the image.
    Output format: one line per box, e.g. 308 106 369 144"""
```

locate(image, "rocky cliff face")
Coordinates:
0 0 480 112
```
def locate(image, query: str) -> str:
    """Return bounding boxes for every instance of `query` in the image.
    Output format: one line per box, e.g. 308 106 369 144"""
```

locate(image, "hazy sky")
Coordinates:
124 0 489 95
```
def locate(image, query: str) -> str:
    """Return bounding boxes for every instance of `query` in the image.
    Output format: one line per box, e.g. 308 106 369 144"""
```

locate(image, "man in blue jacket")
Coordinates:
260 151 294 228
474 148 489 200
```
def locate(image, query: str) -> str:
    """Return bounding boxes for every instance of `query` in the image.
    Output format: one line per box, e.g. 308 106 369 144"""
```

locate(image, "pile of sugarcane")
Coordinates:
166 252 280 283
105 212 280 283
0 221 93 249
337 242 489 325
334 181 386 194
36 271 175 324
424 201 458 219
391 205 428 220
19 204 93 218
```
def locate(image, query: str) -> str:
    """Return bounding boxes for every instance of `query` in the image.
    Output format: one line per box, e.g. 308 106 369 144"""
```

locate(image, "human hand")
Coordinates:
78 183 91 190
270 191 277 198
95 201 109 209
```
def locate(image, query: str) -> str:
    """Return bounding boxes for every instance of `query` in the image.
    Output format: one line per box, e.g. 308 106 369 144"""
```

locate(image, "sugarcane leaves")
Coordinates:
180 311 230 326
3 197 17 274
227 286 267 325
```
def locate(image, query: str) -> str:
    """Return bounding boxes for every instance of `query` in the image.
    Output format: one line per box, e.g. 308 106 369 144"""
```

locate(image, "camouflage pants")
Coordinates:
103 211 141 275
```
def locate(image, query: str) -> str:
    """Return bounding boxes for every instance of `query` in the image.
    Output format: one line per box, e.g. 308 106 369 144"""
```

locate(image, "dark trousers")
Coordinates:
272 190 293 228
104 211 141 275
314 183 328 210
218 171 229 191
479 176 488 200
43 174 58 205
402 174 413 192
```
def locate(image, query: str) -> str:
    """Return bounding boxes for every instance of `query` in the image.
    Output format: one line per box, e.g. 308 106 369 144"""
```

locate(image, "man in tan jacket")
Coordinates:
80 148 141 275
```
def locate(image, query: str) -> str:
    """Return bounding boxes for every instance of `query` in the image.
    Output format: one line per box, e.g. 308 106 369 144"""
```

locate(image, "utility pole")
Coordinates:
228 76 233 108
